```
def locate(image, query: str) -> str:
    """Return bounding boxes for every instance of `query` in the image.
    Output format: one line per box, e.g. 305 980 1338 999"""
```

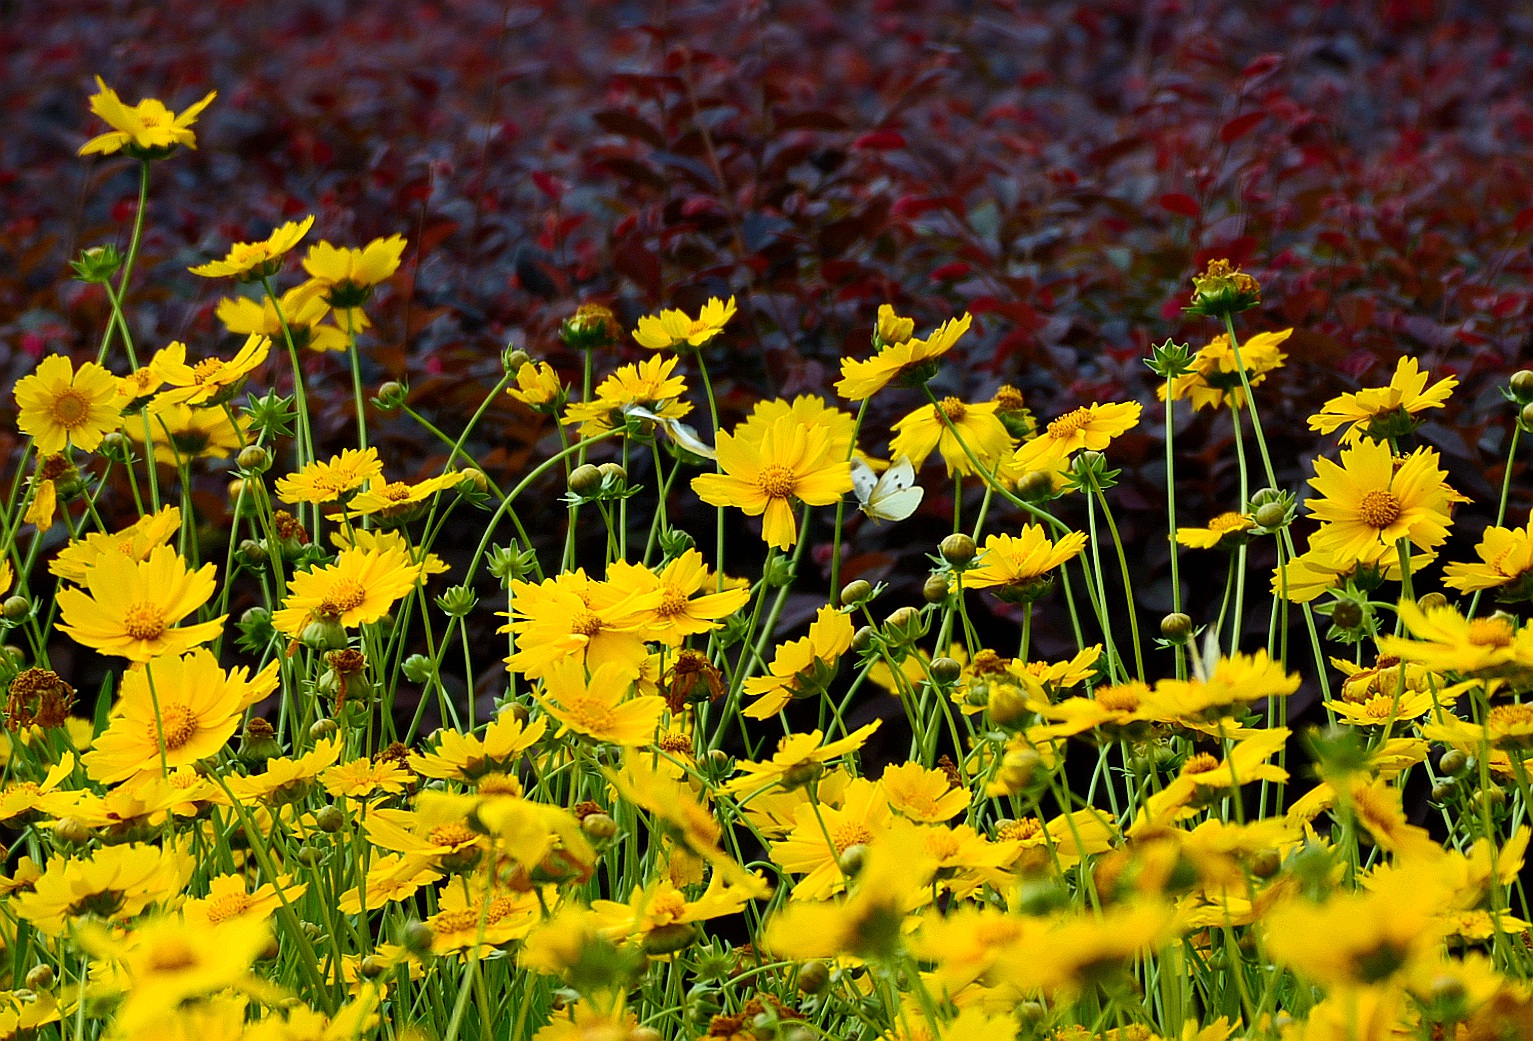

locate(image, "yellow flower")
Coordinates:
502 569 661 679
302 235 409 302
835 312 972 399
56 545 224 662
889 397 1015 476
225 738 342 803
13 354 123 455
735 395 860 459
50 507 180 585
216 281 347 353
1026 682 1154 743
964 526 1088 604
534 658 665 747
1423 703 1533 757
1158 329 1291 411
1176 511 1255 550
1378 600 1533 685
591 873 757 950
1144 650 1299 725
0 753 79 824
1327 687 1436 727
632 296 737 351
879 762 969 822
82 649 277 784
321 756 411 798
607 550 751 646
14 843 192 935
507 360 564 412
276 447 384 504
518 904 615 980
1011 401 1142 476
693 416 854 550
723 721 880 799
271 543 423 641
182 873 307 929
411 710 548 781
150 335 271 408
1271 541 1433 604
130 399 248 464
337 853 441 916
425 881 540 957
769 777 893 899
22 454 75 530
996 809 1116 874
189 215 315 281
563 355 692 438
1445 521 1533 599
1141 729 1290 825
1306 439 1461 560
740 605 856 718
343 471 461 522
78 77 216 158
1309 355 1457 443
988 901 1179 996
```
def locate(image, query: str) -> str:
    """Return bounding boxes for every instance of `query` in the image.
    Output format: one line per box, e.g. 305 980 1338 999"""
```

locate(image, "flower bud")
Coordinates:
1417 592 1448 612
839 580 873 607
1439 749 1468 776
2 596 30 622
851 625 876 652
24 965 54 990
923 574 951 604
568 463 603 497
503 348 532 374
374 381 407 411
53 817 90 846
358 954 389 980
642 922 699 956
780 760 825 792
99 431 133 463
597 462 627 486
314 805 345 833
1512 370 1533 400
1520 402 1533 431
237 445 271 473
796 961 829 994
837 844 868 878
762 555 797 588
402 654 434 684
581 813 619 843
295 844 323 867
1431 779 1458 803
1254 502 1287 529
402 921 435 956
1159 612 1193 642
300 618 348 652
882 606 922 645
929 656 963 685
1017 469 1056 503
235 538 270 570
939 533 976 567
987 682 1031 729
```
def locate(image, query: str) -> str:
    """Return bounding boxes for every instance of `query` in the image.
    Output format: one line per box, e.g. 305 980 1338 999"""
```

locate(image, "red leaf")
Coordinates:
1159 193 1201 218
852 130 906 150
1220 112 1266 145
591 109 667 150
1241 54 1283 80
613 237 661 300
530 171 566 202
1515 207 1533 233
930 262 972 281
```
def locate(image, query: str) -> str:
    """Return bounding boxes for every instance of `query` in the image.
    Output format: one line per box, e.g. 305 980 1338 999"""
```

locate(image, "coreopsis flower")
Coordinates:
81 649 277 784
740 605 856 718
0 753 79 824
425 881 541 957
502 569 662 678
14 843 192 935
330 526 449 577
1026 682 1155 744
1327 685 1435 727
632 296 737 351
534 658 665 747
770 777 894 899
1263 859 1451 986
411 711 548 781
591 874 757 952
150 335 271 408
563 355 692 438
964 526 1088 604
130 399 248 464
189 215 315 281
1146 729 1290 824
182 873 307 929
735 395 859 458
1378 600 1533 686
1143 649 1299 726
343 471 461 522
878 762 969 823
506 360 565 412
321 757 411 799
1157 329 1291 411
1306 439 1462 560
270 543 423 643
0 991 59 1037
21 454 77 531
302 235 407 311
114 364 165 408
216 281 348 352
723 722 880 799
692 415 854 550
889 396 1015 476
1444 521 1533 600
275 447 384 504
835 310 972 400
78 76 216 158
337 853 441 915
995 809 1116 874
56 545 225 662
225 737 342 804
50 506 180 584
988 901 1180 997
607 550 751 646
1010 401 1142 476
1308 356 1458 443
13 354 123 455
1176 511 1255 551
1272 541 1434 604
1186 258 1261 317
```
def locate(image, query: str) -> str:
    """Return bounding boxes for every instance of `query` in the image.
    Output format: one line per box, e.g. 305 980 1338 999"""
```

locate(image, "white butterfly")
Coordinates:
851 456 923 523
625 406 717 461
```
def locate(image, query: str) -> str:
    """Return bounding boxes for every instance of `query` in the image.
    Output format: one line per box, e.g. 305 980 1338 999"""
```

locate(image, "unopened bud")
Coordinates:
923 574 951 604
1159 612 1193 642
837 844 868 877
930 656 963 685
402 921 434 955
237 445 271 472
1417 592 1448 612
2 596 29 622
839 580 873 607
1254 502 1287 529
597 462 626 486
939 533 976 567
568 464 602 496
314 805 345 833
24 965 53 990
1512 370 1533 399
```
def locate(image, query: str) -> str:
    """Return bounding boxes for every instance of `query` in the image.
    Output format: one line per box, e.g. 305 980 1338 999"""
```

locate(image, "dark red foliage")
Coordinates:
3 0 1533 658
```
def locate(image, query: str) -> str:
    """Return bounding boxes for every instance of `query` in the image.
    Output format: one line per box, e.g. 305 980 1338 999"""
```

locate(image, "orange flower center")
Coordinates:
830 822 874 854
317 579 367 619
230 242 271 267
1361 695 1402 720
191 359 224 384
432 908 480 935
569 609 603 637
997 817 1043 842
1096 686 1141 712
1358 489 1402 528
657 731 692 755
476 774 523 797
939 397 967 421
656 587 690 617
1046 407 1091 439
50 389 91 427
380 481 413 502
147 703 198 751
1490 703 1533 730
204 891 252 924
147 939 199 972
1209 512 1249 534
428 823 479 849
1183 753 1221 775
993 386 1025 412
1469 617 1515 648
123 601 168 642
756 463 798 499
